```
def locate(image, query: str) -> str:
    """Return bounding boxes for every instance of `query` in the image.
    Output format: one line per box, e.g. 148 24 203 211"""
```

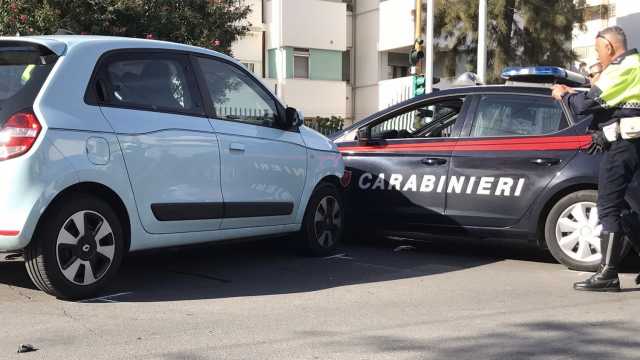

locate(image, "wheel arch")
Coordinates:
319 175 342 189
535 182 598 248
33 182 132 253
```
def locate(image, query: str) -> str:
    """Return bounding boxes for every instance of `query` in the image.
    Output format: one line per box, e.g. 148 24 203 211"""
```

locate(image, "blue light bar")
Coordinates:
501 66 588 87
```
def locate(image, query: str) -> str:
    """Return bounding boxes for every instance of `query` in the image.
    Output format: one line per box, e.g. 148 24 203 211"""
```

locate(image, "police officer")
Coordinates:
552 26 640 292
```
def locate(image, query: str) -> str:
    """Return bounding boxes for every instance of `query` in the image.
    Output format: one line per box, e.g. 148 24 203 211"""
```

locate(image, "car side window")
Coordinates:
370 98 464 139
196 57 278 127
103 55 198 114
470 95 569 137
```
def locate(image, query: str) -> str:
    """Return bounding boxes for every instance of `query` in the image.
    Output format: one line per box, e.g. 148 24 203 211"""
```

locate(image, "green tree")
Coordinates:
431 0 587 83
0 0 251 55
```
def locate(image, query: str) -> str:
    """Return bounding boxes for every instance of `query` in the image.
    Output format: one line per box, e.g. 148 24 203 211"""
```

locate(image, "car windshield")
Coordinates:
0 43 57 125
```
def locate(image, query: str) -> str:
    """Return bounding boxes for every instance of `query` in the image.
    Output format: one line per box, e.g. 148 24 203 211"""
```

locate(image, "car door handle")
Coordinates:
229 143 246 152
421 157 447 166
530 158 561 166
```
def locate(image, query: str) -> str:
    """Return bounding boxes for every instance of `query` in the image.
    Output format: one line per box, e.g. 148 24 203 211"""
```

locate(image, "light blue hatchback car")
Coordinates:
0 36 346 299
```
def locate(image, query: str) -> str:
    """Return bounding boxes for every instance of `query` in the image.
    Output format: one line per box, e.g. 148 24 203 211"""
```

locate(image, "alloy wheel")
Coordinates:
313 195 342 248
555 202 602 263
55 210 116 286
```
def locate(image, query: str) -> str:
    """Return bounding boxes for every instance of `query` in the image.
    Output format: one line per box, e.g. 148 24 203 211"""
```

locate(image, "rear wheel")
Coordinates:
300 182 343 256
25 194 125 300
544 190 629 271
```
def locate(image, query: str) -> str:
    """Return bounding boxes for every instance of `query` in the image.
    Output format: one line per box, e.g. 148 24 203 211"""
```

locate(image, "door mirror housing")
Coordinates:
357 127 371 145
284 107 304 129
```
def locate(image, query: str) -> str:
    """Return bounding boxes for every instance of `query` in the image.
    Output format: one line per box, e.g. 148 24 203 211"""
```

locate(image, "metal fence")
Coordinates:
215 105 343 136
304 117 344 136
374 79 417 136
216 106 272 120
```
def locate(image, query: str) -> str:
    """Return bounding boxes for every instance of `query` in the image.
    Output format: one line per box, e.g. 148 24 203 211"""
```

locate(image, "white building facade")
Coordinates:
232 1 640 125
232 0 352 122
231 0 457 124
232 0 266 77
352 0 460 121
572 0 640 68
232 0 640 124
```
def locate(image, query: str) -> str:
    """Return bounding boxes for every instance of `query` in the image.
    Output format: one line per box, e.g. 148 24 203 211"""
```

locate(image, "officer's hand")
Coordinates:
584 131 610 155
551 84 576 100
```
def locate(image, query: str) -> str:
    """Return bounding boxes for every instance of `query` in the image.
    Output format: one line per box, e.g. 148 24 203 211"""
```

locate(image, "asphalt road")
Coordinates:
2 236 640 360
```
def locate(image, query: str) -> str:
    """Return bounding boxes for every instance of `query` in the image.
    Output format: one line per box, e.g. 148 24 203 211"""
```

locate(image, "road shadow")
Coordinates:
1 235 638 302
0 258 37 290
316 320 640 360
93 236 503 302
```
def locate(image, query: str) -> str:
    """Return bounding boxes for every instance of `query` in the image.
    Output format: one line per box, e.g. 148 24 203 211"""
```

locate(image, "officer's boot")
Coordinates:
574 231 624 292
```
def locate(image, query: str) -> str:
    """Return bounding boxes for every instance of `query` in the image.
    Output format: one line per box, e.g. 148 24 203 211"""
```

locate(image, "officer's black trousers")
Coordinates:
598 139 640 233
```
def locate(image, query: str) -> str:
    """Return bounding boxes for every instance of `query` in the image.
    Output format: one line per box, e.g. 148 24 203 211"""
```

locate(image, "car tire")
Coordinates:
544 190 629 271
24 194 125 300
300 182 344 256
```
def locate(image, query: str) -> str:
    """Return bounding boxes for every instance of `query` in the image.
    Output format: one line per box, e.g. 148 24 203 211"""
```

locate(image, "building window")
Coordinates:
241 62 256 74
391 66 409 79
582 4 616 21
342 50 351 83
387 52 411 79
293 48 310 79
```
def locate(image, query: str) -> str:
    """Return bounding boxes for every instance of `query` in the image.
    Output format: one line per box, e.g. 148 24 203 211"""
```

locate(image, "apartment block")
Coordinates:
232 0 460 124
573 0 640 67
352 0 459 120
232 0 352 122
232 0 266 77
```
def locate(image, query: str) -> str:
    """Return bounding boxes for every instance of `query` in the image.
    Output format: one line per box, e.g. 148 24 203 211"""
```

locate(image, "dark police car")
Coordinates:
332 67 640 271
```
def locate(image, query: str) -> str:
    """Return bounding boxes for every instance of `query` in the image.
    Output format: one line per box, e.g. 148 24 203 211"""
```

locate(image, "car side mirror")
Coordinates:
285 107 304 129
357 127 371 145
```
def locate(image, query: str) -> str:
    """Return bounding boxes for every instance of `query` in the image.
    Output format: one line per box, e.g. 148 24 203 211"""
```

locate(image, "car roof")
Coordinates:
332 85 563 139
0 35 236 62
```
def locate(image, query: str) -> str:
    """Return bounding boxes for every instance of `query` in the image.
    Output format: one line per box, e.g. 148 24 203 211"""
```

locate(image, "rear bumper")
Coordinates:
0 136 75 251
0 155 43 251
0 232 23 252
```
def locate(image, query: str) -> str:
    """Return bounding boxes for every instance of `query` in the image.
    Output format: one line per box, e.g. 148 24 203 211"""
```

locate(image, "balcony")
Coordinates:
267 0 347 51
262 78 348 119
378 76 413 110
378 0 415 52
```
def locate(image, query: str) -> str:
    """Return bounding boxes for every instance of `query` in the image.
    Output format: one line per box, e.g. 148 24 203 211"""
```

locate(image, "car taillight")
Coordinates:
0 111 41 161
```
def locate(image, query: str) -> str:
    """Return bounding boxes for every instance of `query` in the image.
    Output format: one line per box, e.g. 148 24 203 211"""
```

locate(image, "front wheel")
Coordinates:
24 194 125 300
300 182 344 256
544 190 629 271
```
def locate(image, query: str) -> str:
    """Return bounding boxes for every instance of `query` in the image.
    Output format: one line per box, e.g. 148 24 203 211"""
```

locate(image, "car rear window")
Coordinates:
0 42 57 125
470 94 569 137
103 56 198 114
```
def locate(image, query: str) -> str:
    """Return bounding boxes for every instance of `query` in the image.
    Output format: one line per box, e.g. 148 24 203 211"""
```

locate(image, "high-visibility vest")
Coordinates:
594 49 640 110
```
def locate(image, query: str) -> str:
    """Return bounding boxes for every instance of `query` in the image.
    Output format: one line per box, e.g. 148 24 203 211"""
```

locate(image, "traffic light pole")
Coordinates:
412 0 422 75
424 0 434 94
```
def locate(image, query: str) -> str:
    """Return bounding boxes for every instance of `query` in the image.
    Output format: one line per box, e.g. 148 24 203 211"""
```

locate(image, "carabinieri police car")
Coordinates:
332 67 640 271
